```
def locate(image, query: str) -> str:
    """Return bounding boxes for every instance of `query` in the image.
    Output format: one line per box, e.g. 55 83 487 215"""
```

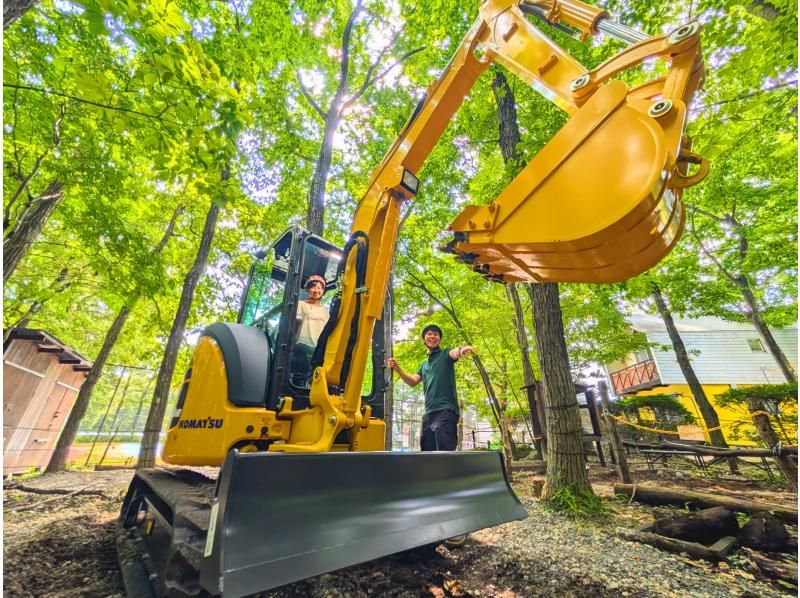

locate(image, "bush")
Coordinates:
514 443 534 460
716 382 798 408
544 486 609 519
612 394 696 424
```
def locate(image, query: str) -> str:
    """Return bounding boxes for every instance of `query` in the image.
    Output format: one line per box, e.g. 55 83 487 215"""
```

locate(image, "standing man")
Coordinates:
386 324 476 451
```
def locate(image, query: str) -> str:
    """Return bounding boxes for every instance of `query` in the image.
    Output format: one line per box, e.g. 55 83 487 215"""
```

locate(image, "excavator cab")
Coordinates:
235 226 385 412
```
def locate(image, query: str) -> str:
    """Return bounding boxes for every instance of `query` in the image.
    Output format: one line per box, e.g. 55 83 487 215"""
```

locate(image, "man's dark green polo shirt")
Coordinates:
417 347 459 416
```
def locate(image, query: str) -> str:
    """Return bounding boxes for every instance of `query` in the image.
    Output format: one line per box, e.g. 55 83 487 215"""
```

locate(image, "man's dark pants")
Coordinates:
420 409 459 451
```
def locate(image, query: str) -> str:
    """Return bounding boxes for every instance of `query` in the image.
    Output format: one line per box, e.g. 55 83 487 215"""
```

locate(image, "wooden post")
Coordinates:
598 380 632 483
522 382 545 460
592 391 615 465
746 397 798 491
584 389 605 467
533 381 548 457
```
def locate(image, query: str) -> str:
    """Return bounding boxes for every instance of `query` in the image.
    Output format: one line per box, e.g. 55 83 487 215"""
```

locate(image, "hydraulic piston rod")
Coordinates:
520 2 649 45
595 18 649 44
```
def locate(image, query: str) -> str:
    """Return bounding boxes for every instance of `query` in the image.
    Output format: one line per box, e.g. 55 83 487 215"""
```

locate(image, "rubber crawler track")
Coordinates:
117 469 217 598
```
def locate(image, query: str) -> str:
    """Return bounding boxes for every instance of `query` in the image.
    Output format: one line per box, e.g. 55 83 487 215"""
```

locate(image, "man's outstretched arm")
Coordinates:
386 357 422 387
449 345 476 361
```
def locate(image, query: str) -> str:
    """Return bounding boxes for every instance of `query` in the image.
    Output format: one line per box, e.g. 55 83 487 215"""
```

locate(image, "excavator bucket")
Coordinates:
446 80 694 285
199 450 526 596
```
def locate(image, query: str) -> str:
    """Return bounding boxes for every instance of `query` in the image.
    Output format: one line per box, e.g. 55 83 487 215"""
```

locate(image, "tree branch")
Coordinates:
685 203 725 223
334 1 369 105
11 85 24 177
406 253 458 316
343 46 426 112
688 212 737 283
292 62 327 121
6 103 67 228
710 80 797 108
154 204 185 253
3 83 172 122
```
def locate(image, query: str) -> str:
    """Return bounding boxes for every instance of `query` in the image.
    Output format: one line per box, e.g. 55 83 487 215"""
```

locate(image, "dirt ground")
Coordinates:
3 459 797 597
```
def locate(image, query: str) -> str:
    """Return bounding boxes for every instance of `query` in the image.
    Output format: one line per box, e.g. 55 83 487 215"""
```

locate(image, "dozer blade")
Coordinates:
200 450 526 596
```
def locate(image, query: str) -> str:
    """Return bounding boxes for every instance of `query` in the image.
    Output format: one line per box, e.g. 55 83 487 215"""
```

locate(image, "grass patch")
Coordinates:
10 466 42 481
544 486 609 520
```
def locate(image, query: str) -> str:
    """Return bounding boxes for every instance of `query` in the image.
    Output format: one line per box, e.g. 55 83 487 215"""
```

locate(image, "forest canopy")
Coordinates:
3 0 797 442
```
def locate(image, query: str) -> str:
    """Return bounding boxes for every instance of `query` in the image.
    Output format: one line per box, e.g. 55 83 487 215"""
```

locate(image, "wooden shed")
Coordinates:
3 328 92 476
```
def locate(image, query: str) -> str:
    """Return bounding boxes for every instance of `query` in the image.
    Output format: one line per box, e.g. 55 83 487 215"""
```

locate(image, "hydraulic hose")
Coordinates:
310 231 369 391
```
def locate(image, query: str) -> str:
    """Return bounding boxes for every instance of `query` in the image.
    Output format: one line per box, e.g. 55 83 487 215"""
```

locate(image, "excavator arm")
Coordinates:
276 0 708 453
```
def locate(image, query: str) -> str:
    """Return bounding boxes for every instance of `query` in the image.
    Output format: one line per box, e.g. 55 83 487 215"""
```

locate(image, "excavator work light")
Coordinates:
400 169 419 195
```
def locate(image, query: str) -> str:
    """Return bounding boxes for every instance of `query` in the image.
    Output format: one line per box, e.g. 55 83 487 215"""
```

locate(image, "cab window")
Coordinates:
239 234 291 334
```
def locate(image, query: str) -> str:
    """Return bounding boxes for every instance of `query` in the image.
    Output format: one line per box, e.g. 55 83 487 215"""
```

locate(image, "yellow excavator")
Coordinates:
118 0 708 595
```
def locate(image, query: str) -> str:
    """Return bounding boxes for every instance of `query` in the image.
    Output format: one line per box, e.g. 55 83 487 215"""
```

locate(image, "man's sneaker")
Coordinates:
444 534 468 547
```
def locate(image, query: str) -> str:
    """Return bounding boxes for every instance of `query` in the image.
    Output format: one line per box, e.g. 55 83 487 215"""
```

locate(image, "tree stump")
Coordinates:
651 506 740 544
739 512 791 552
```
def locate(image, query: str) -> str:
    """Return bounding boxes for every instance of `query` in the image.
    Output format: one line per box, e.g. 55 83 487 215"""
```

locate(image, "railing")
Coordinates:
610 359 660 394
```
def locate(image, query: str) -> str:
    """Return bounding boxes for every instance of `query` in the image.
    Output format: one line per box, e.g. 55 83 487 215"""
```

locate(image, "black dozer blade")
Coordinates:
200 450 526 596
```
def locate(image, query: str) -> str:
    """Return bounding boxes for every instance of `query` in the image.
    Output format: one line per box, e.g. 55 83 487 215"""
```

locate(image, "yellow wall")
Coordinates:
632 384 798 446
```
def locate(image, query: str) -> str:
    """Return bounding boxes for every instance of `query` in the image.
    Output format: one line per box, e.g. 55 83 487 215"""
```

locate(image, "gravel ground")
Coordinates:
2 466 795 597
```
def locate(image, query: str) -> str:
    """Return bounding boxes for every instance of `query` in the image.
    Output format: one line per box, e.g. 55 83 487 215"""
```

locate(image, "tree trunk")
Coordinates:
137 200 220 468
747 0 782 20
529 282 593 498
659 439 798 457
45 306 131 472
616 527 733 562
306 111 341 236
744 549 798 582
491 70 544 464
598 380 632 483
3 181 64 284
651 506 740 544
614 483 798 522
469 352 514 468
490 70 522 165
533 381 548 455
651 284 736 473
84 369 128 466
130 375 155 435
3 0 40 28
746 397 798 491
43 203 183 472
733 275 796 382
495 362 518 469
98 372 133 466
507 284 543 460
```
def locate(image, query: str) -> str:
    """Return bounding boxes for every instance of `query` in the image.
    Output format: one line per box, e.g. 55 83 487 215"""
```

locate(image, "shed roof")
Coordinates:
3 328 92 372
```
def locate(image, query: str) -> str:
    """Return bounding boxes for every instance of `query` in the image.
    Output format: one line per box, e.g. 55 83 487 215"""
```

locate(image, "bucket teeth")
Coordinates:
456 252 479 264
483 272 505 284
